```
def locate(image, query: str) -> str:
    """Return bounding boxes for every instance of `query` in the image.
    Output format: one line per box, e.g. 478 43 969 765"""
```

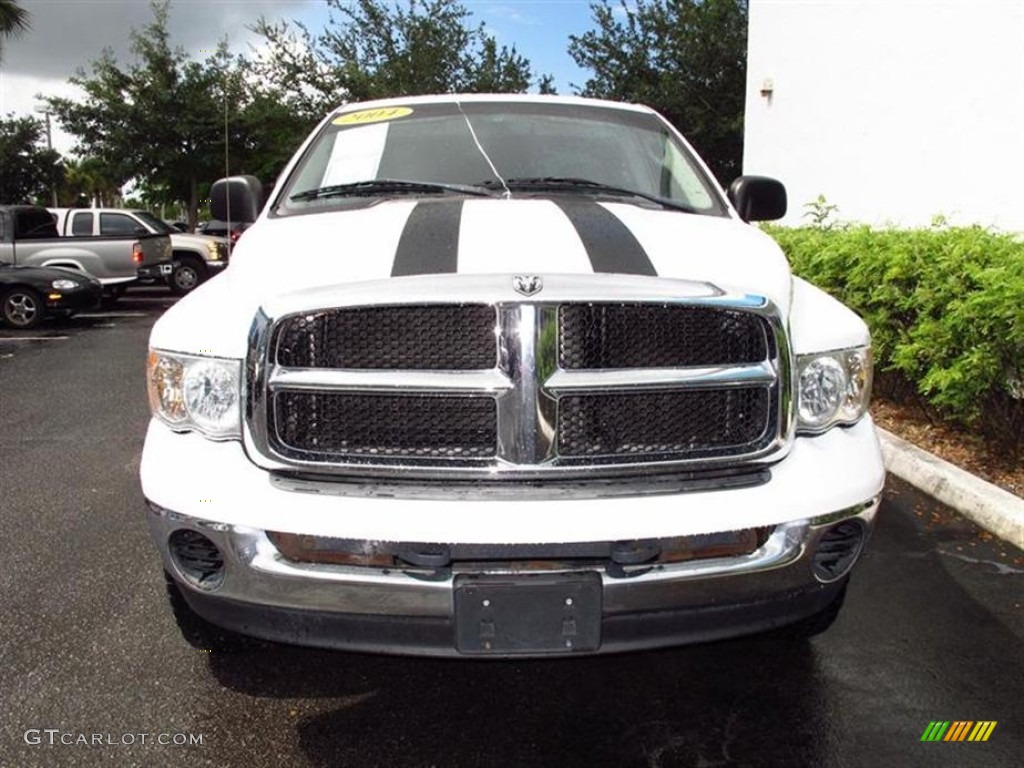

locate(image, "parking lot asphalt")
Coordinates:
0 290 1021 768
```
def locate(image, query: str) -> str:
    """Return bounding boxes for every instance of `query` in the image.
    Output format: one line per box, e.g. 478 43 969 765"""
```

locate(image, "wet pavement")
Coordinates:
0 290 1020 767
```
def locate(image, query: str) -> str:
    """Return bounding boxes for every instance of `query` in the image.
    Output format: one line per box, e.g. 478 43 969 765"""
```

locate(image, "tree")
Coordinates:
569 0 748 184
0 0 30 62
59 156 123 208
0 114 63 203
231 88 313 184
44 2 246 228
250 0 545 122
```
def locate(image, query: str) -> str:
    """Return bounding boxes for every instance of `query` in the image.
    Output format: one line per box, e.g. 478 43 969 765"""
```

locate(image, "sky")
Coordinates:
0 0 603 155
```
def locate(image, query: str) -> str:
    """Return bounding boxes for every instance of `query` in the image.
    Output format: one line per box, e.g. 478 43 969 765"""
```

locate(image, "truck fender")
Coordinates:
34 245 101 262
38 257 89 273
37 256 125 286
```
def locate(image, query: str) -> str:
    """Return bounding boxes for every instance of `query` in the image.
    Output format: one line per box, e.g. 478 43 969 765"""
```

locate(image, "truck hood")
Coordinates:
170 232 230 249
229 198 792 309
153 198 796 356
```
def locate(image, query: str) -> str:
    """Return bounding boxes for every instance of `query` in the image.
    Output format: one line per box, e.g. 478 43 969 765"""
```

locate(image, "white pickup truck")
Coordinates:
141 95 885 657
50 208 230 295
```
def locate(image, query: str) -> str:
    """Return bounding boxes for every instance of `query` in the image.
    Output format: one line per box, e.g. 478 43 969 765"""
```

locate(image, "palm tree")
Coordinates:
0 0 30 62
62 156 124 208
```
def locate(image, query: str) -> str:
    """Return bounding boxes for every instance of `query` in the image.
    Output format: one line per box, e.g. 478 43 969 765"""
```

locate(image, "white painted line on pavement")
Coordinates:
79 312 148 318
0 336 69 342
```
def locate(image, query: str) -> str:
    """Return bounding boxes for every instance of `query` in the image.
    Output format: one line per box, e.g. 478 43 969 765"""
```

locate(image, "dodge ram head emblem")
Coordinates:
512 275 543 296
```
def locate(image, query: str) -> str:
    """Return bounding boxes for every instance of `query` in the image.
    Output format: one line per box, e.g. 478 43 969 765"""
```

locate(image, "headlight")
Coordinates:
51 279 80 290
797 346 873 433
206 241 223 261
147 350 241 439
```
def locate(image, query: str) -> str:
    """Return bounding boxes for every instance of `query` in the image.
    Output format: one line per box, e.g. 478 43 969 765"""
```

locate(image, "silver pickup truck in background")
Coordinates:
0 205 172 298
50 208 230 296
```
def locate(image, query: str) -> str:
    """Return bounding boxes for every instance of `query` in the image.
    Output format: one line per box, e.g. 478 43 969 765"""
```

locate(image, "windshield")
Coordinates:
133 211 175 234
276 101 724 216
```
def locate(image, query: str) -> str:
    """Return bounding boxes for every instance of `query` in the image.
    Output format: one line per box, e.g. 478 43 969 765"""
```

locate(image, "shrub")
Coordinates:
766 222 1024 454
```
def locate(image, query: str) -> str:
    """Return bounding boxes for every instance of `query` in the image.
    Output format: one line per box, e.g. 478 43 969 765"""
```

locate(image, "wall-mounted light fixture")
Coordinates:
760 78 774 101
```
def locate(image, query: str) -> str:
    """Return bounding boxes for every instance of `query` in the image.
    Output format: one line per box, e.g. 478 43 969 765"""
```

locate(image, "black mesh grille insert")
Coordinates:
559 304 769 369
272 392 497 459
558 388 773 458
275 305 497 369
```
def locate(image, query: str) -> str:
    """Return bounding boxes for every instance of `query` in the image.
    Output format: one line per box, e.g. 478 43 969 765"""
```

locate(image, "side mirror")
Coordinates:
211 175 264 224
727 176 787 222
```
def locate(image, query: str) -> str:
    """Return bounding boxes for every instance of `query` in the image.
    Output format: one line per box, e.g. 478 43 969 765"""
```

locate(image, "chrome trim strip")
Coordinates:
244 308 273 458
270 368 512 394
269 467 770 501
495 304 556 464
259 273 732 317
810 495 880 527
546 361 776 392
243 522 807 584
771 305 795 452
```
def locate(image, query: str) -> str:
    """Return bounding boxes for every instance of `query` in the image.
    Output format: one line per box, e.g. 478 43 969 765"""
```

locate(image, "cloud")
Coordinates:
612 1 638 19
0 0 316 154
483 4 541 27
1 0 314 81
0 70 83 154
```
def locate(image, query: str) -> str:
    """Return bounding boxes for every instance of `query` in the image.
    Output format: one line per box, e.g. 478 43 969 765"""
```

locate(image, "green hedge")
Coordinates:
765 223 1024 453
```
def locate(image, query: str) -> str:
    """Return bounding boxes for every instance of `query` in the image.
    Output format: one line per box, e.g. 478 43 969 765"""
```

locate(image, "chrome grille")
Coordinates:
272 392 497 460
559 304 768 369
275 305 497 369
246 277 791 479
558 388 774 459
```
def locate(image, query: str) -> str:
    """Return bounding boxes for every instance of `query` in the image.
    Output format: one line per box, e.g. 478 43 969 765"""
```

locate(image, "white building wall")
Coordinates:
743 0 1024 230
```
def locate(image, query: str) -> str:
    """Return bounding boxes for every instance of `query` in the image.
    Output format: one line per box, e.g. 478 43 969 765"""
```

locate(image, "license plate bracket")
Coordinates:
454 572 602 655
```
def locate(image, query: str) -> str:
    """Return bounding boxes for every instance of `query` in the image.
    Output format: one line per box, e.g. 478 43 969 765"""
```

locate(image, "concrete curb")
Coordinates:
878 428 1023 550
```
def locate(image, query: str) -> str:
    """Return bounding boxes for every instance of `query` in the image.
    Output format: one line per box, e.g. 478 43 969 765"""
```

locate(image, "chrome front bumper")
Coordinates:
149 496 879 657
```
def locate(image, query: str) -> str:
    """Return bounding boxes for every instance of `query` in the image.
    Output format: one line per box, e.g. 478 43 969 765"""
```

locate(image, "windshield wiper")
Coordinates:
290 179 496 201
482 177 697 213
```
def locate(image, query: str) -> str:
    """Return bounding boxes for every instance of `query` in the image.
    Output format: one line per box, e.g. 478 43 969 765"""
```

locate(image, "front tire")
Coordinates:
784 582 849 639
1 287 44 329
164 571 247 652
169 257 206 296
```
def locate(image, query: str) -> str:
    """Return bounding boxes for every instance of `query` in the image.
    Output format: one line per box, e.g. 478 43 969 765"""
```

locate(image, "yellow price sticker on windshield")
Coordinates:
333 107 413 126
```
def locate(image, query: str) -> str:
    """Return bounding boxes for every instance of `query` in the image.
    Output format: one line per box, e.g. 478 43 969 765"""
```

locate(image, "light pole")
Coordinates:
224 87 231 232
35 106 59 207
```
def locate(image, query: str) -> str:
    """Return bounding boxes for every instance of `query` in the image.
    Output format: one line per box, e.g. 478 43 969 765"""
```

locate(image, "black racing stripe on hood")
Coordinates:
553 199 657 276
391 200 464 276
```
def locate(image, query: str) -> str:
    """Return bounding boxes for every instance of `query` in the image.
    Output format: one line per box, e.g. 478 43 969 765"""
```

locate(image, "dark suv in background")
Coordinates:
196 219 251 245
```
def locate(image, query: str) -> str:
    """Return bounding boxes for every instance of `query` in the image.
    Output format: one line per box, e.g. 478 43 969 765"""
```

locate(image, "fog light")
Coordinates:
169 529 224 590
813 521 866 582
